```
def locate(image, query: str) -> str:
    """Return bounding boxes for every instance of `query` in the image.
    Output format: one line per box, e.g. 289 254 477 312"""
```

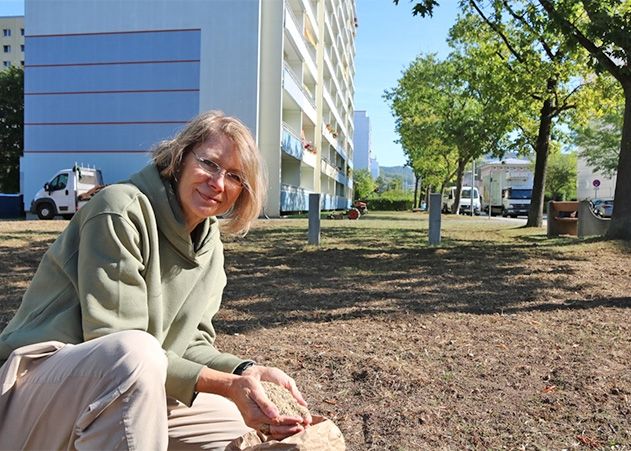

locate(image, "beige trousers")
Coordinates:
0 331 251 451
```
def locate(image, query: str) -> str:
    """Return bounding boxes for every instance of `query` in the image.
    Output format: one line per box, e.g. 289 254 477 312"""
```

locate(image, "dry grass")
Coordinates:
1 212 630 450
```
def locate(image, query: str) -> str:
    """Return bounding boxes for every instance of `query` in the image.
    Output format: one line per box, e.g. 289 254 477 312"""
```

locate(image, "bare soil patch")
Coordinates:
1 213 629 450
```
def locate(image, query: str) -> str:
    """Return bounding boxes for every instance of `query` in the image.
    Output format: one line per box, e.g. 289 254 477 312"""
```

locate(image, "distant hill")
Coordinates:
378 165 415 191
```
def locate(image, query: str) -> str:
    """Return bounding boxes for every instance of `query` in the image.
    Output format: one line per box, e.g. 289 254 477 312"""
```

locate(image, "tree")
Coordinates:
385 53 511 214
450 3 592 227
536 1 631 239
544 151 577 200
396 0 631 238
353 169 376 200
0 66 23 193
571 73 622 177
395 1 597 229
574 112 621 178
385 54 459 201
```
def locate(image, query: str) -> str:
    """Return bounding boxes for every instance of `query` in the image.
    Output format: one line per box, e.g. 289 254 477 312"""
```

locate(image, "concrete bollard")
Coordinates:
428 193 441 245
308 193 321 245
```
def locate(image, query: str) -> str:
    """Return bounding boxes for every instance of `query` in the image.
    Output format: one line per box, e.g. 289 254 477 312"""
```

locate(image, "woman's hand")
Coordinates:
227 373 307 440
242 365 312 421
195 367 308 441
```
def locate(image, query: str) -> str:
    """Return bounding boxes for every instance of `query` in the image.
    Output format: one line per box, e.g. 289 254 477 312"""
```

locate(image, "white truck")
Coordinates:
30 164 104 220
479 159 533 217
441 185 481 215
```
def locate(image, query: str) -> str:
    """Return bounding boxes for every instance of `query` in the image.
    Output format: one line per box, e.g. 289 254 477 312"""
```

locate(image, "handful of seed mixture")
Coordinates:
261 381 310 420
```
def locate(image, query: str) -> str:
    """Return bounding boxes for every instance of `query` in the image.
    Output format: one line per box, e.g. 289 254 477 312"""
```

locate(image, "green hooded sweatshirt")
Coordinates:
0 164 246 405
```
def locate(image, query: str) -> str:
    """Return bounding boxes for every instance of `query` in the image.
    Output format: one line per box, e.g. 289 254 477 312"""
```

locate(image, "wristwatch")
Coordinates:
233 361 256 375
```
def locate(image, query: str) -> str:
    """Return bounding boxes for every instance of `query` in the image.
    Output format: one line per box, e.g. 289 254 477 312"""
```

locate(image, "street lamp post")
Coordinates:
488 172 493 219
471 160 475 214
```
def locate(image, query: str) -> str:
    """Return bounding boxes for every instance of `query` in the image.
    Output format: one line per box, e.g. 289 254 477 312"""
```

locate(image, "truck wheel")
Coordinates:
36 202 55 220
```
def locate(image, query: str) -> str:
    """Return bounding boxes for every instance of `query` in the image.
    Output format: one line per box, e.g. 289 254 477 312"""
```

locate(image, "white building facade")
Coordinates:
576 156 616 200
22 0 356 216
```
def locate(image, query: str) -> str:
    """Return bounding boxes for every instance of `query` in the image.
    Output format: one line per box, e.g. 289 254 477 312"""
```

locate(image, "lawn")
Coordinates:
1 211 629 450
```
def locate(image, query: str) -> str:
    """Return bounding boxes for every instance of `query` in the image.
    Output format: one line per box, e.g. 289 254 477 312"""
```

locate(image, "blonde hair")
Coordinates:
152 111 266 236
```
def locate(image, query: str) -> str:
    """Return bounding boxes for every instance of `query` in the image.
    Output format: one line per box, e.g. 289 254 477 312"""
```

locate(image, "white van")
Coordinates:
442 186 481 215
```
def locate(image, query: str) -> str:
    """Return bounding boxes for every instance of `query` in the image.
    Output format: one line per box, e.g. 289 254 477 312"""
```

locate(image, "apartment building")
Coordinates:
353 110 379 179
0 16 24 69
22 0 356 217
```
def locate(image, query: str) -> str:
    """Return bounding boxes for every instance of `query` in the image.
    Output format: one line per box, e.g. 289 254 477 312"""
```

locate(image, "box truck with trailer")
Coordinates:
479 159 533 217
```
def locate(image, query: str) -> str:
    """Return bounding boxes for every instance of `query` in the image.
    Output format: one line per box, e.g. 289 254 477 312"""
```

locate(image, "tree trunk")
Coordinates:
606 80 631 239
451 158 468 214
526 94 555 227
413 173 420 208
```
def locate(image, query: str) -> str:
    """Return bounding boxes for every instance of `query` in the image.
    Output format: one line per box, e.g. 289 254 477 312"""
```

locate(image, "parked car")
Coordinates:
590 198 611 215
595 199 614 218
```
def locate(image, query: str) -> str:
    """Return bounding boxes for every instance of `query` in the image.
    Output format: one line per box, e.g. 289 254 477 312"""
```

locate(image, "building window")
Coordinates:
3 61 11 67
21 28 24 36
20 61 24 66
2 29 10 37
20 44 24 52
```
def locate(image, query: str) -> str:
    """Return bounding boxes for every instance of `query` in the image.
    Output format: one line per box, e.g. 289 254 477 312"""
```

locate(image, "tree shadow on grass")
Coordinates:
1 222 626 333
218 224 628 334
0 237 57 328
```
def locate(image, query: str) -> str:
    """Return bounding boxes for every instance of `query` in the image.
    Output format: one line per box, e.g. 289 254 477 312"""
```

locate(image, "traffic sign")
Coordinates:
593 179 601 188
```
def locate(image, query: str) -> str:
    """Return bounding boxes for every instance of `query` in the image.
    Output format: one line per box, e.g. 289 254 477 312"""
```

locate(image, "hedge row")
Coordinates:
365 198 414 211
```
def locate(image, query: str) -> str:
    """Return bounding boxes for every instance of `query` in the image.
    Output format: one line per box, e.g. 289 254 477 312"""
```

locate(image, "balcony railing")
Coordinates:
320 193 351 211
281 125 303 161
280 184 311 213
285 5 303 33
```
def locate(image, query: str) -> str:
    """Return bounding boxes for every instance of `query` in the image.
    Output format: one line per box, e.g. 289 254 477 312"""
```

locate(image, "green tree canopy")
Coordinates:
385 52 512 213
568 72 623 177
544 151 577 200
353 169 376 200
0 66 23 193
448 2 592 227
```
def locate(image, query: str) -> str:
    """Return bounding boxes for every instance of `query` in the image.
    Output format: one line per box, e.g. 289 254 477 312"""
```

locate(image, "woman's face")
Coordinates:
177 135 244 232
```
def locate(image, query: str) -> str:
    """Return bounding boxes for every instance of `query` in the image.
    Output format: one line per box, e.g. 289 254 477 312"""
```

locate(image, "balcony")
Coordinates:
281 125 303 161
284 4 317 76
336 142 348 162
321 158 347 185
322 122 339 149
283 64 317 123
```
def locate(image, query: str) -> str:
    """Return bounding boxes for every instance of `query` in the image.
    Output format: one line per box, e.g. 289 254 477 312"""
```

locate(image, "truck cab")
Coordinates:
31 165 103 219
501 187 532 218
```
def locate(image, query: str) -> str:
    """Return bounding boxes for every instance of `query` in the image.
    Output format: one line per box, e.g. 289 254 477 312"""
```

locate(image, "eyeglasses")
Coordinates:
190 150 247 189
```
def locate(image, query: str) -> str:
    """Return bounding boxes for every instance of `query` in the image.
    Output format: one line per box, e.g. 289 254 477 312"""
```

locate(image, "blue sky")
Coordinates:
0 0 459 167
356 0 458 166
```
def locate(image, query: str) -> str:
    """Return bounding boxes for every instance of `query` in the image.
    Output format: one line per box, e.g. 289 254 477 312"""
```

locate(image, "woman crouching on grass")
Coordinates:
0 111 312 450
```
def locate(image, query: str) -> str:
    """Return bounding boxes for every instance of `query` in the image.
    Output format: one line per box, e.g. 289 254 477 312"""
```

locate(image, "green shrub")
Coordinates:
366 197 414 211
